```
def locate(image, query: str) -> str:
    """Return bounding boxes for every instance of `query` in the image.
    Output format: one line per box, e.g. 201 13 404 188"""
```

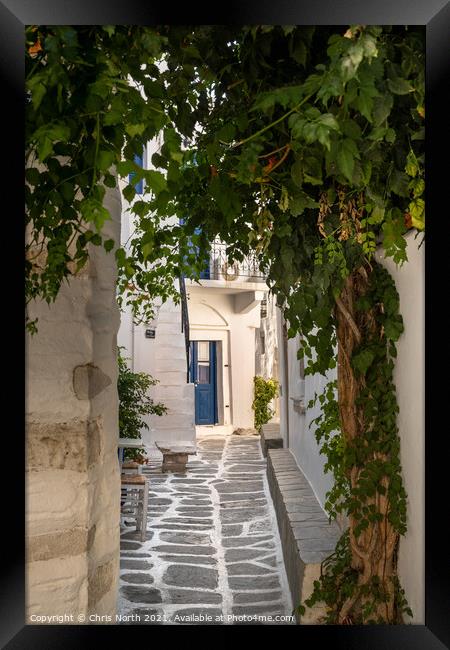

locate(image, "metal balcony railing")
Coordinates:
179 274 190 382
200 239 266 282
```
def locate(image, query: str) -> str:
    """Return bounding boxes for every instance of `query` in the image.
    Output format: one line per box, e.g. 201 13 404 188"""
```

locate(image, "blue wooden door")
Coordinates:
189 341 217 425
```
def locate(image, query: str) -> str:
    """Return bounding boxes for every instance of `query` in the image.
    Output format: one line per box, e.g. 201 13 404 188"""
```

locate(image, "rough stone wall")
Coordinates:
26 184 122 622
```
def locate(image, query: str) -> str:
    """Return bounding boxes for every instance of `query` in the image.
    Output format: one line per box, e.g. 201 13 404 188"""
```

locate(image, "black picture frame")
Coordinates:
2 1 448 647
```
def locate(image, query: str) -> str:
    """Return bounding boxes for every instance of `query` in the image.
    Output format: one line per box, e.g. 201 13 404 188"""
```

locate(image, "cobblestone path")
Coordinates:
118 433 294 625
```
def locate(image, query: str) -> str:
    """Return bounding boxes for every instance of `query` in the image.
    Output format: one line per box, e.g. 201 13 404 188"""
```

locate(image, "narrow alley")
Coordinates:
117 432 294 625
23 25 427 637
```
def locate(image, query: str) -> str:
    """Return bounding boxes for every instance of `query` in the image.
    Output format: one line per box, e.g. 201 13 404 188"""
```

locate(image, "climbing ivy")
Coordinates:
25 24 424 623
25 25 192 330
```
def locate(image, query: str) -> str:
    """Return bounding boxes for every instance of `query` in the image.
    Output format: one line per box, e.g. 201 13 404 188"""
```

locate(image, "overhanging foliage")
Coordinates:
25 25 425 623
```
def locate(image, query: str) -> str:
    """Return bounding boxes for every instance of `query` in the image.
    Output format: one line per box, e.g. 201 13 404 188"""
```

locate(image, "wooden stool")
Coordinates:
120 474 149 541
155 441 197 473
121 461 141 475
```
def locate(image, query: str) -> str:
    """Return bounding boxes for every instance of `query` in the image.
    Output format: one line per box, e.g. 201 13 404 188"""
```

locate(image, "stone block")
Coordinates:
166 589 221 605
26 470 88 537
88 557 116 608
26 555 88 620
27 527 88 563
121 586 162 604
266 448 342 623
260 423 284 457
26 417 102 473
163 564 219 590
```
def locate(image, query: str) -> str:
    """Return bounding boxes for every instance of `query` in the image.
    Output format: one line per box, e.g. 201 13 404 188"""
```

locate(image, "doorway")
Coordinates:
189 341 218 425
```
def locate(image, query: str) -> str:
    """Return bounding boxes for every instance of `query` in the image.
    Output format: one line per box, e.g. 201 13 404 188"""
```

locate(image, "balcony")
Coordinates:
185 239 269 309
198 239 266 283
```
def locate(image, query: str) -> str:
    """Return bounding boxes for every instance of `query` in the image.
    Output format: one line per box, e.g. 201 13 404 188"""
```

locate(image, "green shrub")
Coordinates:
117 348 167 462
252 376 279 431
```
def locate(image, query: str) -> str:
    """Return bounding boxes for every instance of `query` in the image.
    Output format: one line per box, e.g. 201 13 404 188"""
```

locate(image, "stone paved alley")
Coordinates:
118 432 294 625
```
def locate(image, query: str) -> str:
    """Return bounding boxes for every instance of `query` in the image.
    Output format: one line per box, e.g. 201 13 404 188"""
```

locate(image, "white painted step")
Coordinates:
160 301 182 313
150 371 187 386
154 322 184 335
155 346 187 361
154 358 187 373
150 382 195 403
155 397 193 411
154 334 186 348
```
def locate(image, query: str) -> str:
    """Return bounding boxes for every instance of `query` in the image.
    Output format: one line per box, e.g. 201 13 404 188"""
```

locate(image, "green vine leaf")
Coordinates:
387 76 414 95
337 138 359 181
145 170 167 195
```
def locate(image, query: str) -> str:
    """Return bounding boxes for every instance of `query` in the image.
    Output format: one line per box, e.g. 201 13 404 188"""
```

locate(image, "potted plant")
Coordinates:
117 348 167 463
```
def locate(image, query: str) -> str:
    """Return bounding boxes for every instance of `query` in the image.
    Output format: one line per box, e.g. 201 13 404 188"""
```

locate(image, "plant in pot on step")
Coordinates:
118 347 168 464
252 376 279 432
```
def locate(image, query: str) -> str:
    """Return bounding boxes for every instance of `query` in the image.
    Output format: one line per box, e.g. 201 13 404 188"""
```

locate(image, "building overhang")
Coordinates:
186 278 269 296
186 279 269 315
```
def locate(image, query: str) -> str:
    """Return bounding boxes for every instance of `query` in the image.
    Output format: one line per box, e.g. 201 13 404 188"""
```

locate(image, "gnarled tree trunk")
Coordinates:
334 266 399 623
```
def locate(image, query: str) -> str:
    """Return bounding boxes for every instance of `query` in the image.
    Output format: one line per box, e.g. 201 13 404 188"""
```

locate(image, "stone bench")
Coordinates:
260 422 283 457
266 448 341 624
155 441 197 473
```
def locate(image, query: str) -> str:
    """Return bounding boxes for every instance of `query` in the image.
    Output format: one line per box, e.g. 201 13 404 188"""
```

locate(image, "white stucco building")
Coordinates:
117 138 279 448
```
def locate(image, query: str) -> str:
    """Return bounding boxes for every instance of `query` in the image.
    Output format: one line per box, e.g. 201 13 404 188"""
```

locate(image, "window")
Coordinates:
260 298 267 319
196 342 210 384
197 341 210 361
129 150 145 194
198 363 210 383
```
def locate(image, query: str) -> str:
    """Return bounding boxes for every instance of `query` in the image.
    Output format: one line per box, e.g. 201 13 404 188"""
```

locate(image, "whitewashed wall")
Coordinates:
279 325 336 508
376 231 425 624
26 183 122 621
